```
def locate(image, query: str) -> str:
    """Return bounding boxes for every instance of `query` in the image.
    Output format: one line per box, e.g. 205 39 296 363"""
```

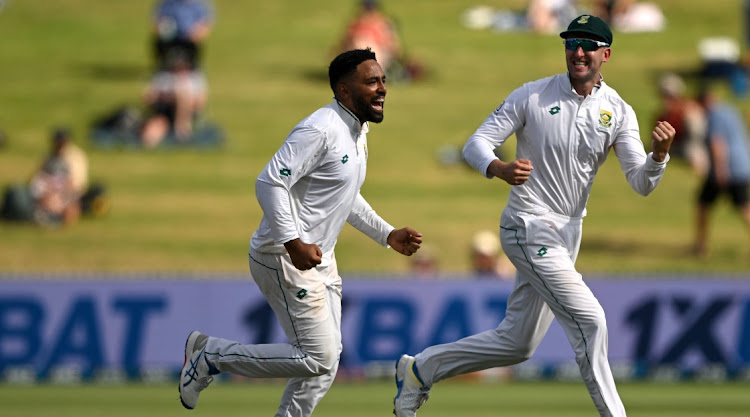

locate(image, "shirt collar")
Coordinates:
563 73 605 98
333 99 368 135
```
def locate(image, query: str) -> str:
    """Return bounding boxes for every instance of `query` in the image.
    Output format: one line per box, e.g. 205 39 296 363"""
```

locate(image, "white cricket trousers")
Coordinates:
415 209 626 417
204 249 343 417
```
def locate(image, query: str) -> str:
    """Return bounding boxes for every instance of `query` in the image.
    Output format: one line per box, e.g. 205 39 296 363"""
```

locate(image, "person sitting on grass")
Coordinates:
28 129 83 228
141 50 207 147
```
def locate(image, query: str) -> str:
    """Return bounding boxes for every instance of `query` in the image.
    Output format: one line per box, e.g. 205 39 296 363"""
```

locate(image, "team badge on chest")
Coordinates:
598 110 613 128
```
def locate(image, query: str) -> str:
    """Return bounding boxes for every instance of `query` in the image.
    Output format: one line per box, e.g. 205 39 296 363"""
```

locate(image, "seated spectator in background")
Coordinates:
153 0 214 70
526 0 580 34
654 73 708 176
54 127 109 217
464 1 661 34
141 50 207 147
28 129 84 227
53 128 89 197
593 0 631 23
410 245 439 278
470 230 515 280
336 0 423 81
2 128 107 225
693 87 750 257
593 0 664 33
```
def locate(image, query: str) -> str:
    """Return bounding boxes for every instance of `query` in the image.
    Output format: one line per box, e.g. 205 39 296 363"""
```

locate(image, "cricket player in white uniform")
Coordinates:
178 49 422 416
394 15 675 417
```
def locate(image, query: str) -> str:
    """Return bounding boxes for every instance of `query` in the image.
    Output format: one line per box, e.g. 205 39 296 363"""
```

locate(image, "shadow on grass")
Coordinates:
72 62 149 81
582 235 750 273
580 237 689 258
300 67 328 84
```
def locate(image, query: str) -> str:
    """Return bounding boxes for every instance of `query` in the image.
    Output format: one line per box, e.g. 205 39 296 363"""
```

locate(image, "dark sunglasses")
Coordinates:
563 38 610 51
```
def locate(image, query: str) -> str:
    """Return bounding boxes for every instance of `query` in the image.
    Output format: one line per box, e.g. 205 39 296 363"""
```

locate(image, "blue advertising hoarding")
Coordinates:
1 275 749 381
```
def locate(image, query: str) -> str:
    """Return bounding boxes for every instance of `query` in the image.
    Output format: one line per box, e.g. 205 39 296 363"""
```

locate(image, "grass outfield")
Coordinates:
2 380 749 417
0 1 748 275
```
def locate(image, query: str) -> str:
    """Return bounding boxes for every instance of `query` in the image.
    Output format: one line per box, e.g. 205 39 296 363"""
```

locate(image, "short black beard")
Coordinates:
353 96 384 124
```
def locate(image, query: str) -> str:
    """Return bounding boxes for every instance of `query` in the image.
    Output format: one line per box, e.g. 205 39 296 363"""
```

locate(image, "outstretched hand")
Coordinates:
387 227 422 256
284 238 323 271
651 121 675 163
489 158 534 186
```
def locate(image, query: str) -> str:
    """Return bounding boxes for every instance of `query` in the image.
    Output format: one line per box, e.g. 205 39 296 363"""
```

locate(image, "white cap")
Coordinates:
472 230 500 256
658 73 685 97
697 36 740 62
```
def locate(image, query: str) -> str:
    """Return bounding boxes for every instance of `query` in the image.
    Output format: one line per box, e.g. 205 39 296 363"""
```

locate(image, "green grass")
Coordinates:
0 0 748 275
1 380 749 416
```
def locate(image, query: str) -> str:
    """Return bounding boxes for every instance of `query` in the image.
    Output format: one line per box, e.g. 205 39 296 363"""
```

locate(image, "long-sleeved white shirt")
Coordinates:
463 73 669 218
250 100 394 266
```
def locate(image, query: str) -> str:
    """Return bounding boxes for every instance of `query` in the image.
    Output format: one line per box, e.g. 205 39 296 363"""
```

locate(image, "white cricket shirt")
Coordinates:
250 99 394 266
463 73 669 218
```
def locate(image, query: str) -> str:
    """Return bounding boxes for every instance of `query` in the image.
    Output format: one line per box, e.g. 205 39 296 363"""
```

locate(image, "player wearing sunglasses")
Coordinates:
394 15 675 417
561 17 613 100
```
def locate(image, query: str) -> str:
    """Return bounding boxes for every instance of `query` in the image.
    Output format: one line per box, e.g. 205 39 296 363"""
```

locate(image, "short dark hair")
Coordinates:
328 49 377 93
52 127 70 143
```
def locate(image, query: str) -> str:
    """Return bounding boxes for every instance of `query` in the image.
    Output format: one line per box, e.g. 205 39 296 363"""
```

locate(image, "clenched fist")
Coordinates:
651 121 676 163
387 227 423 256
284 238 322 271
488 158 534 186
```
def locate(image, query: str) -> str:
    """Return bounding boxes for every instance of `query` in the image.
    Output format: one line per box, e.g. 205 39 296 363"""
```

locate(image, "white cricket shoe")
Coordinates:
393 354 430 417
179 330 214 410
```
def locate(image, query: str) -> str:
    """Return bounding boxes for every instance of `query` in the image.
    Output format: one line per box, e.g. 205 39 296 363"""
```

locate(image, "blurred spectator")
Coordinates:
654 73 708 176
55 127 109 218
593 0 630 23
152 0 214 70
53 128 89 197
697 37 748 96
526 0 580 34
463 1 662 34
336 0 423 81
471 230 515 280
2 128 108 225
693 88 750 257
141 50 207 147
593 0 664 33
28 129 84 227
410 245 439 278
